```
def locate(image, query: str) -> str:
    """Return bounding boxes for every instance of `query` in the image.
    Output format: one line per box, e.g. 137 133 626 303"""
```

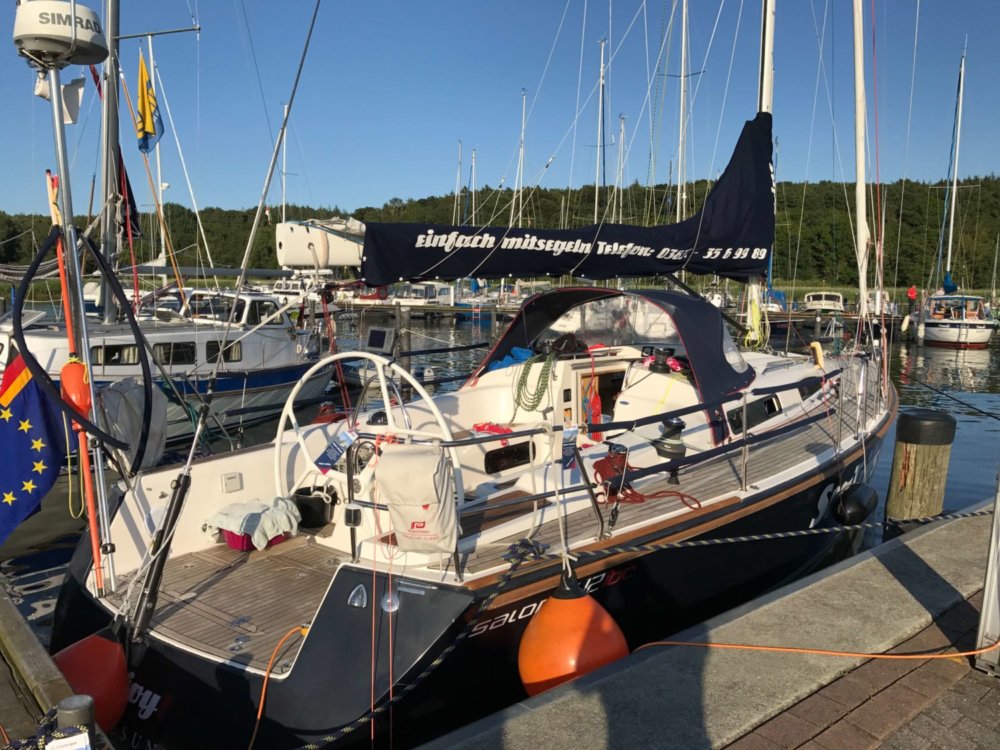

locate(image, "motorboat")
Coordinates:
801 291 845 314
1 288 330 445
922 293 993 349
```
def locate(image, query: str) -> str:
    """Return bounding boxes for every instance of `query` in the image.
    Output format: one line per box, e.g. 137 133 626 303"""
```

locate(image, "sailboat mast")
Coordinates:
470 148 477 225
452 140 462 225
100 0 120 324
615 113 625 222
281 102 288 223
510 89 527 228
148 35 165 261
757 0 775 114
945 47 966 275
991 233 998 303
595 37 606 223
676 0 688 223
852 0 870 318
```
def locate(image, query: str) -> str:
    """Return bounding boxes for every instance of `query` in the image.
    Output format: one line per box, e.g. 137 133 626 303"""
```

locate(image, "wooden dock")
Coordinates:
0 573 74 741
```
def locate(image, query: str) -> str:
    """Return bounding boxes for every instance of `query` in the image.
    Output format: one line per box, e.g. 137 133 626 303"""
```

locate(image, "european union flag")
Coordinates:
0 355 67 546
136 50 164 154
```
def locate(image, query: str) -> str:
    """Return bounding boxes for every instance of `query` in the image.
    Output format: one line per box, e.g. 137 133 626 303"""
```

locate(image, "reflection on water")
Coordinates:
896 342 1000 396
865 341 1000 511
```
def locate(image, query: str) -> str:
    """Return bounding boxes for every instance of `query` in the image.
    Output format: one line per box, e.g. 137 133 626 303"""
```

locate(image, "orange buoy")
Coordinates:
60 357 91 420
517 570 629 696
53 630 129 731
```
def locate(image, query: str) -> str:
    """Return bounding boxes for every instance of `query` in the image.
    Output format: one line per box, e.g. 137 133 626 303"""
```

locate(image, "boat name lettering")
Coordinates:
470 600 545 637
127 678 162 721
37 12 103 34
469 565 637 638
415 230 498 252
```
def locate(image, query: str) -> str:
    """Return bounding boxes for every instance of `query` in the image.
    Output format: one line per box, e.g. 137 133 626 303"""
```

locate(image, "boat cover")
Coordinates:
360 113 774 284
474 288 754 442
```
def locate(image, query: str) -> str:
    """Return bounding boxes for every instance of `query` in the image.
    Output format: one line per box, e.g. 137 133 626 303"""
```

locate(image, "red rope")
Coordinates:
591 452 701 510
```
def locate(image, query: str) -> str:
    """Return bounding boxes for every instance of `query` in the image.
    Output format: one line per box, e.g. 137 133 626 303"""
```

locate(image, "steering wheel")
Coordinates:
273 352 462 501
552 332 586 355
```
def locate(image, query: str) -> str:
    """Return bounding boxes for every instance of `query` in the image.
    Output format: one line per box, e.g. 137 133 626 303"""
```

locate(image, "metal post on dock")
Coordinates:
884 409 956 538
974 472 1000 676
57 694 95 745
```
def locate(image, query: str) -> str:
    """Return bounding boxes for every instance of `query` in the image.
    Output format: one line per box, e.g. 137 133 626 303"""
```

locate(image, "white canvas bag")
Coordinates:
376 443 457 553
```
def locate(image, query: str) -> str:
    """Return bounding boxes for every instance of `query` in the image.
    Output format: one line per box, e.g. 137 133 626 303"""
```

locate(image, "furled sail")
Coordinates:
360 112 774 285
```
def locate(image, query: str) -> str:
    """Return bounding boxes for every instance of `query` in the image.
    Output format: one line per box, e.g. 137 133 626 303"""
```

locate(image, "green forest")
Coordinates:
2 175 998 291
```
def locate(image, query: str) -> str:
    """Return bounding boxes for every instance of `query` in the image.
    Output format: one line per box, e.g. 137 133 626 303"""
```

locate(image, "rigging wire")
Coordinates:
890 0 920 295
233 0 274 146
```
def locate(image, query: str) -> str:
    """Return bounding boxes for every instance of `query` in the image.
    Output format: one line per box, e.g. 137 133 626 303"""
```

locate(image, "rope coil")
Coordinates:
1 708 90 750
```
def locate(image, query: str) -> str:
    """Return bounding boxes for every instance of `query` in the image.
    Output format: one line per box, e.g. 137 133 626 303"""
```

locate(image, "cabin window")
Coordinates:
206 341 243 363
728 395 782 435
246 300 281 326
90 344 138 366
484 442 536 474
721 326 749 373
153 342 196 365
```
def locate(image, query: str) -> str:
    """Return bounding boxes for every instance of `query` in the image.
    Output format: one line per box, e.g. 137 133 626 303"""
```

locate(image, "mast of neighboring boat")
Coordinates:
594 37 606 223
614 113 626 222
991 233 998 305
469 148 477 225
852 0 870 319
675 0 688 223
281 102 289 223
510 89 526 228
452 140 462 225
945 44 966 279
147 34 167 262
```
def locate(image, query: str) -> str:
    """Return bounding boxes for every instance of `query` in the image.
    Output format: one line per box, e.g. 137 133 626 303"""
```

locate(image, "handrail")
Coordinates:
617 411 831 486
397 341 488 357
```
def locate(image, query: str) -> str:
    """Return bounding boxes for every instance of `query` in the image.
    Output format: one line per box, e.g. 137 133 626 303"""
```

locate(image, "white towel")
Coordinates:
206 497 301 551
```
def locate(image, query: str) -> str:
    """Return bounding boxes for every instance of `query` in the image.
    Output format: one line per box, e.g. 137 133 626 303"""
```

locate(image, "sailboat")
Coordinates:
42 1 895 748
921 47 993 350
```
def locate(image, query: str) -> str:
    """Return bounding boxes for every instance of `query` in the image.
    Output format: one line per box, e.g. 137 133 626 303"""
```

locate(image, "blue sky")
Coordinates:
1 1 997 218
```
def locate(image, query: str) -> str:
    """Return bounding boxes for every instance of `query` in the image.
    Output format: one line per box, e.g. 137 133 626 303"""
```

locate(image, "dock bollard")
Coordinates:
57 694 95 745
884 408 956 537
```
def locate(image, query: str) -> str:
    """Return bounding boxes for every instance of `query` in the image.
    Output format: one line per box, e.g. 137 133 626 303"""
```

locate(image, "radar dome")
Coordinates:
14 0 108 67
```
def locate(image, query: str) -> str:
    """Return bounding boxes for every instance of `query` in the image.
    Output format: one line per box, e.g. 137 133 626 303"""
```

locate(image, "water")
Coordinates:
869 341 1000 509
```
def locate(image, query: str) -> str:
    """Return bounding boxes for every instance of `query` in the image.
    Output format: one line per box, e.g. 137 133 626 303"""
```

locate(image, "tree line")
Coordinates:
2 176 998 290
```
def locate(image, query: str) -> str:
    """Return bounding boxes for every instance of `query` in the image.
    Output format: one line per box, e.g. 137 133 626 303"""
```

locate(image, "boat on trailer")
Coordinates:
50 110 897 748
